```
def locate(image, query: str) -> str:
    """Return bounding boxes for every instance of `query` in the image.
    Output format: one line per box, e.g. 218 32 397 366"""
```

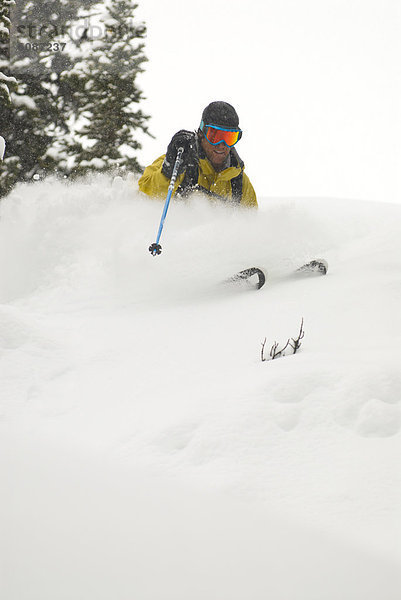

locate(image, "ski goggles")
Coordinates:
200 121 242 147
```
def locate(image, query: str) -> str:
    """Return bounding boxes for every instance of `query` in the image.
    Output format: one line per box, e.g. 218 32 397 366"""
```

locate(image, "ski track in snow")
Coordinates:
1 176 401 599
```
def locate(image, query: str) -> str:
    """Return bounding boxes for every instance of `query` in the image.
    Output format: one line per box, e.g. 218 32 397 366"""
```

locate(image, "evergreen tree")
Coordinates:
0 0 150 198
61 0 151 176
0 0 17 105
0 1 96 196
0 0 16 171
0 0 17 163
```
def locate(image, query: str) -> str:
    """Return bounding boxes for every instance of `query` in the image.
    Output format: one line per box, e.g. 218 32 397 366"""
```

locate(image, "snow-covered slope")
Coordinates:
1 177 400 599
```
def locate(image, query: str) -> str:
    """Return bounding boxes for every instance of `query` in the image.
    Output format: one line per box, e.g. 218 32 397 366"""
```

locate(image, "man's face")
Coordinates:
200 136 230 171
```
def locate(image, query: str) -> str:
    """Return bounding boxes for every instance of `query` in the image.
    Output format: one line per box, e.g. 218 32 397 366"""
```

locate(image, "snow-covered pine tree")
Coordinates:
0 0 17 168
0 0 150 197
0 0 17 104
62 0 151 176
0 1 100 196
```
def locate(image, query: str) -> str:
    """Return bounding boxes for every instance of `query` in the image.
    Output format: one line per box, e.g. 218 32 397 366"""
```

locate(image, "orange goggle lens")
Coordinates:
200 122 242 147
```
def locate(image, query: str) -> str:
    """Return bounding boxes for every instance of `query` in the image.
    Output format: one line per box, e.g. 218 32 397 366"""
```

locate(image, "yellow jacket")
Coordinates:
138 150 258 208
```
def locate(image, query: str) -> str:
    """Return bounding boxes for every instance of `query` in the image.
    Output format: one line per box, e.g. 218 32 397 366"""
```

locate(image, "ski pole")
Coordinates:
149 147 184 256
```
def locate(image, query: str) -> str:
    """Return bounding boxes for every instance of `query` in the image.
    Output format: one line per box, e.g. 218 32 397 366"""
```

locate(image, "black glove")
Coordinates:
162 130 198 179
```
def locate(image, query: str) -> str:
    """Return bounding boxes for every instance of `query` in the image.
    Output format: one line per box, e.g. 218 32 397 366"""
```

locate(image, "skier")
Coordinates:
138 101 258 208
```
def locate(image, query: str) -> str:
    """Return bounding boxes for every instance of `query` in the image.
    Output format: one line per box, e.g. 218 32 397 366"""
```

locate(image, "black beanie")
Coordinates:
201 101 239 128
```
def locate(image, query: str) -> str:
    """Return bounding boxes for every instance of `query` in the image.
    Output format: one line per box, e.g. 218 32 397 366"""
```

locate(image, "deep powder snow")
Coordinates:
1 176 400 599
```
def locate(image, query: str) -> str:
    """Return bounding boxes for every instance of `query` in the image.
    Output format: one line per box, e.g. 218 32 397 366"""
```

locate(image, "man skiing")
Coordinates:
138 101 258 208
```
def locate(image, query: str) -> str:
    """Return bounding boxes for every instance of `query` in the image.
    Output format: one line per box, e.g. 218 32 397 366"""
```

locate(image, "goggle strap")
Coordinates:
200 120 241 133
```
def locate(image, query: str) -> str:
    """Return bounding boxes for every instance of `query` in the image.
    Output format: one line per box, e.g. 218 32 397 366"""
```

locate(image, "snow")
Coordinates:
0 135 5 160
80 157 106 169
10 93 37 110
1 177 400 599
0 72 17 84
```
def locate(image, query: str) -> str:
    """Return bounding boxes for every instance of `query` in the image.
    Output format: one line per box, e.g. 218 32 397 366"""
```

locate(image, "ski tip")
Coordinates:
229 267 266 290
296 259 328 276
312 259 328 275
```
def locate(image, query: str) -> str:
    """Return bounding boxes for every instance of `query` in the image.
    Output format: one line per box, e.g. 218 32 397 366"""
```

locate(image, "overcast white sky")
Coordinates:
135 0 400 203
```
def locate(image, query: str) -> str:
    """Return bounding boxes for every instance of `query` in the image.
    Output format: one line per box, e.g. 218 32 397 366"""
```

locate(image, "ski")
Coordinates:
295 258 328 276
228 259 328 290
228 267 266 289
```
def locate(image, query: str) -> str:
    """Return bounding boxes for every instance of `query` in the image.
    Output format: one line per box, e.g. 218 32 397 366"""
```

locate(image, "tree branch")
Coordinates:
289 318 304 354
261 318 305 362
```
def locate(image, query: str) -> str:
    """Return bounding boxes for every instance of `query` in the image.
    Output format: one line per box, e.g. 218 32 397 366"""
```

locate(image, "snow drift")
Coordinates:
1 176 400 599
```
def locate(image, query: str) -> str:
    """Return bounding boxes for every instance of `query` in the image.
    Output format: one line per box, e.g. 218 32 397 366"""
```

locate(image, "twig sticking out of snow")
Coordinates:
261 338 267 362
270 338 290 360
289 317 305 354
261 318 305 362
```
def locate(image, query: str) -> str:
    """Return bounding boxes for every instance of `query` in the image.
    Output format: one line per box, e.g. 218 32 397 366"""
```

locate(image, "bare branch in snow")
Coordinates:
289 318 305 354
260 319 305 362
261 337 267 362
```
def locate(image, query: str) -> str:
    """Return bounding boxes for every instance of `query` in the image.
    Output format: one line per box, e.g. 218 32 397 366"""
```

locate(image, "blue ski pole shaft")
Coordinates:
149 147 184 256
